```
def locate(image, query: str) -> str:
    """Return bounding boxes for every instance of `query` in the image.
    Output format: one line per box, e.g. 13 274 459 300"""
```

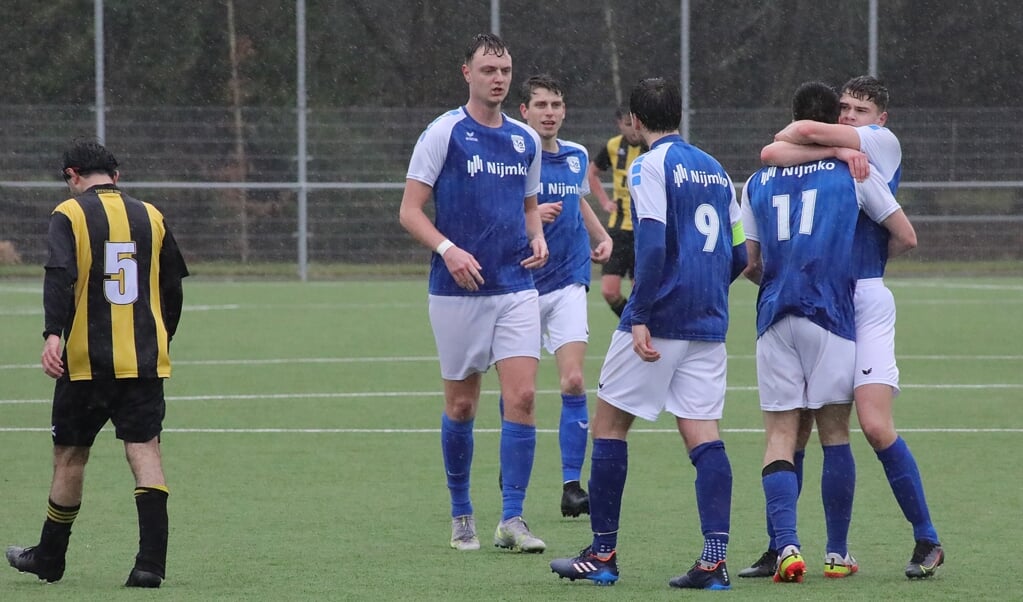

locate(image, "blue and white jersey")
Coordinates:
742 159 901 340
854 124 903 279
407 107 542 296
531 140 592 295
619 135 741 342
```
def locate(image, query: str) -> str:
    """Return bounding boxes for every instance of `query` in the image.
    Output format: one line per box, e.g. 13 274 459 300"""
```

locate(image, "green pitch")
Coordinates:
2 277 1021 600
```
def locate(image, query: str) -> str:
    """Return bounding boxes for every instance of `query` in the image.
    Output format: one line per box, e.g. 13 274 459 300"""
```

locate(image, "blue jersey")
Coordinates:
742 160 863 340
619 135 741 342
531 140 593 295
853 124 903 279
406 107 542 296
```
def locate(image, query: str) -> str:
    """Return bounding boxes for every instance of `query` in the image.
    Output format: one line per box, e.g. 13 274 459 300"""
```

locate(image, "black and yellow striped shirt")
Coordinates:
593 135 647 231
44 185 188 381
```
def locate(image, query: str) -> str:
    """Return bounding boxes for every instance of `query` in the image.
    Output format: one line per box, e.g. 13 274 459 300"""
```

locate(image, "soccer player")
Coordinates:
517 74 613 517
745 76 942 580
398 33 549 553
6 140 189 588
586 106 648 317
740 81 915 584
549 77 747 589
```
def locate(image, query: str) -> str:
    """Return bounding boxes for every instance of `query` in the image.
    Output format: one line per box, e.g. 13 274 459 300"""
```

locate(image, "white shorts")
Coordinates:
539 283 589 354
596 330 727 422
854 278 900 394
756 315 855 411
429 289 541 381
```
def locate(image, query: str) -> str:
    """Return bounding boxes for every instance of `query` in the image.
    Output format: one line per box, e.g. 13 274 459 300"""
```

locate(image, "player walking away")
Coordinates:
746 75 941 580
586 106 648 317
516 74 613 518
6 140 189 588
399 33 550 554
740 81 916 585
549 77 747 589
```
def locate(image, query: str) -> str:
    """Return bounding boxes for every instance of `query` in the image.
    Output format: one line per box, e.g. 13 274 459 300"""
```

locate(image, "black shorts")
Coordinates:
601 229 635 278
51 378 166 446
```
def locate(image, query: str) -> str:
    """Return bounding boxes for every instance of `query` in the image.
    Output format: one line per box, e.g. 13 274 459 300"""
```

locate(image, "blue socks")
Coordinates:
822 443 856 556
589 438 627 555
499 419 536 521
877 436 939 543
763 465 800 551
767 448 804 550
441 414 474 517
559 394 589 483
690 440 731 563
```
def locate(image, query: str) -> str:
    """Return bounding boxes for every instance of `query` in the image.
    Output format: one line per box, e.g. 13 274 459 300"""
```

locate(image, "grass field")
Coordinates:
2 276 1022 600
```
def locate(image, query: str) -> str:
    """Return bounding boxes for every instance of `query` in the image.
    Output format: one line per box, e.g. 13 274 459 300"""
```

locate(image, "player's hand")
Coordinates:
590 237 613 264
835 147 870 181
41 334 64 379
600 199 616 214
521 236 549 270
538 202 563 223
631 324 660 362
443 246 485 291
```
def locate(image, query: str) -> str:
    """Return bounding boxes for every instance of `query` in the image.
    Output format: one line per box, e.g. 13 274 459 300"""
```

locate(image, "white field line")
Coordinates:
3 382 1022 406
2 353 1022 371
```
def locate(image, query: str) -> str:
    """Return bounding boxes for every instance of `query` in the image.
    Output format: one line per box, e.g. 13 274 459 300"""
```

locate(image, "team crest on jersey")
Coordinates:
567 156 581 173
511 135 526 153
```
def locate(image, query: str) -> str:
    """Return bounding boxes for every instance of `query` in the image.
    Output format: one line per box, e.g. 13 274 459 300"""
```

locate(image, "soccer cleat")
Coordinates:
905 540 944 579
550 546 619 586
560 481 590 517
493 516 546 553
773 545 806 583
824 551 859 578
450 515 480 551
738 549 778 578
668 559 731 590
125 567 163 588
6 545 65 583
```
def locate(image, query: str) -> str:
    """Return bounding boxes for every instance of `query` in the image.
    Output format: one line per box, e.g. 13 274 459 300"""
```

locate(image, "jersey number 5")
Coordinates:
104 241 139 305
771 189 817 240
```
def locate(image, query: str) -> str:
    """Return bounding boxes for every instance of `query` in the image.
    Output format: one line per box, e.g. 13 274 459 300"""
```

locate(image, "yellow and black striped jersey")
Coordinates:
44 185 188 381
592 135 647 231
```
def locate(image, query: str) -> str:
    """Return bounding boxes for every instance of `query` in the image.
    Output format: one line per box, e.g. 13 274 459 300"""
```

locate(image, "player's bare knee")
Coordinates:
560 371 585 396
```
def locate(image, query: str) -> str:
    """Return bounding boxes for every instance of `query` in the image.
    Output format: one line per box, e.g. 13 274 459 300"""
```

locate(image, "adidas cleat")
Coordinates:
550 546 619 586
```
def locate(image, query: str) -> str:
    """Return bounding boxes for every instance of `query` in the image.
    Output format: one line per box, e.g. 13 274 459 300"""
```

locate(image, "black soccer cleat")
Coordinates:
669 559 731 590
560 481 590 517
125 567 163 588
550 546 619 586
6 545 65 583
738 548 778 578
905 540 944 579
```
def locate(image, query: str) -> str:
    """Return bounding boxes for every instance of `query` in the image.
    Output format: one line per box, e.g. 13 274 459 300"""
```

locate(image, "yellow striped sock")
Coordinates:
134 485 170 497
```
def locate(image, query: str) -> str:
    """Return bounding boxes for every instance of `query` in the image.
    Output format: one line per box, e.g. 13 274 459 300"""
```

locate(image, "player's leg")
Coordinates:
814 403 858 577
600 230 631 316
492 290 544 552
7 379 103 584
854 282 942 576
761 410 806 584
665 341 731 590
428 294 494 550
112 378 171 587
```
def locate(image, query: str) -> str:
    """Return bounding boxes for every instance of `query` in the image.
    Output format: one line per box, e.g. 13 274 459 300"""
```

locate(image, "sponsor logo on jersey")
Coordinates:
511 134 526 153
466 154 528 178
567 156 581 173
546 181 581 197
673 164 730 188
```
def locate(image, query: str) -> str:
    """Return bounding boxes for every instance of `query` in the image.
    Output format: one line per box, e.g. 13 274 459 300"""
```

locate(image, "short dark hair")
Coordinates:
62 139 119 178
628 78 681 133
841 75 890 112
792 81 840 123
520 74 563 107
614 104 630 121
464 32 508 64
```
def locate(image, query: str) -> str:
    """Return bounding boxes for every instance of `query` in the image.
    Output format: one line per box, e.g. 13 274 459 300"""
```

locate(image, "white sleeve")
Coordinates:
856 169 901 224
525 127 543 197
406 116 455 186
579 147 592 196
739 175 759 241
856 125 902 183
629 154 667 224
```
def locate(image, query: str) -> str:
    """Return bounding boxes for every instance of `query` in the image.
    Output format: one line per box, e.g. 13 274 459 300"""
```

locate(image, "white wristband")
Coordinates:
435 239 455 256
